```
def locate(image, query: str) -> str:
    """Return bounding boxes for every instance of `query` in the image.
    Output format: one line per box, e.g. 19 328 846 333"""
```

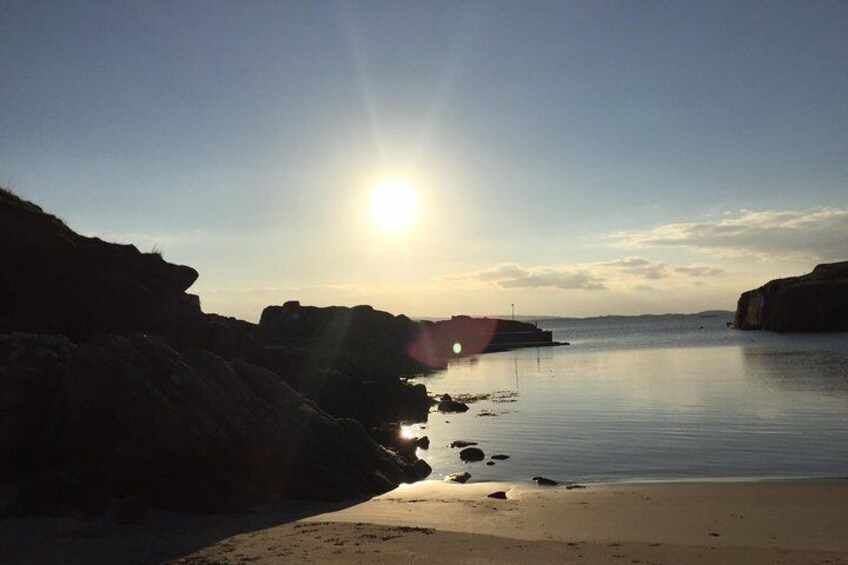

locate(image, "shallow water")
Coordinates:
410 316 848 484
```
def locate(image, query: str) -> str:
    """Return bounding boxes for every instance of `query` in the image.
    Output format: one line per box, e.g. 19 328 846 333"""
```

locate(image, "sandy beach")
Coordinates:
2 479 847 564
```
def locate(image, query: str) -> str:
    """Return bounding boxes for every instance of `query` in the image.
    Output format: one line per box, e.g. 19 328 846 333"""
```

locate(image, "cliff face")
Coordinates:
734 261 848 332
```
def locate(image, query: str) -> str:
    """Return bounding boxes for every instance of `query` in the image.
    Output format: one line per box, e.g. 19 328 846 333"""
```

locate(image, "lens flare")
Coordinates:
453 342 462 355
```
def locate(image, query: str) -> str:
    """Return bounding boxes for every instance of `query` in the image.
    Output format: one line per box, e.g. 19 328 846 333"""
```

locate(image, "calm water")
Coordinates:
409 316 848 484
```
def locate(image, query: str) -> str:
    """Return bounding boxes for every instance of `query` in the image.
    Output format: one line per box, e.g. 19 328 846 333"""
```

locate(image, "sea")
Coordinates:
408 314 848 484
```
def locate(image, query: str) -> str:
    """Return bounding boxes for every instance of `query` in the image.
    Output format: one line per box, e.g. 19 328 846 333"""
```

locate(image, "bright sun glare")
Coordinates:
371 179 418 232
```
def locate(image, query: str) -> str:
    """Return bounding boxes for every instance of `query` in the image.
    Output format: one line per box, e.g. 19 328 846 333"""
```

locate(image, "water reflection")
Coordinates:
742 346 848 395
413 339 848 484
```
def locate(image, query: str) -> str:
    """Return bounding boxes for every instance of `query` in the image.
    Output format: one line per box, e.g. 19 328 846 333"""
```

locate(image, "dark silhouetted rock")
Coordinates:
258 301 426 377
566 484 587 490
0 188 259 361
370 422 403 446
416 436 430 449
12 466 109 516
451 440 478 448
109 496 149 524
532 476 559 486
369 423 417 457
447 472 471 483
735 262 848 332
0 189 198 345
459 447 485 462
407 459 433 483
284 368 432 430
486 461 495 466
438 394 469 413
203 313 260 360
1 333 428 512
0 189 443 512
487 491 507 499
491 454 510 460
257 302 434 427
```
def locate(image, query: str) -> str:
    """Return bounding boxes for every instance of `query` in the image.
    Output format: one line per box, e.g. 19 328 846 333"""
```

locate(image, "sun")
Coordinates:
371 179 418 232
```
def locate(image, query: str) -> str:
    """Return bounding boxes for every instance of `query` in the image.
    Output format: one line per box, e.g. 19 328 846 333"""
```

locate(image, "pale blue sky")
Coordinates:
2 1 846 319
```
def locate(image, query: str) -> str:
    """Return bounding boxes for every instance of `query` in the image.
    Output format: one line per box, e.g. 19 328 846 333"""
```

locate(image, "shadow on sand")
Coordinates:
0 488 374 564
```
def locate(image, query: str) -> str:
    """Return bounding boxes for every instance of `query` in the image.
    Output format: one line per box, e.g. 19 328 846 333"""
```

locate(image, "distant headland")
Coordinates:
735 261 848 332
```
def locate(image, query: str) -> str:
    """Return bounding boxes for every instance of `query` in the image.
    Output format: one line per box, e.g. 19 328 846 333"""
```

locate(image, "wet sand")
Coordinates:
2 479 847 564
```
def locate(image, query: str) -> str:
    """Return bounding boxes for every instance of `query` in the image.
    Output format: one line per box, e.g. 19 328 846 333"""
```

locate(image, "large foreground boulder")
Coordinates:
735 261 848 332
257 302 435 428
1 333 428 513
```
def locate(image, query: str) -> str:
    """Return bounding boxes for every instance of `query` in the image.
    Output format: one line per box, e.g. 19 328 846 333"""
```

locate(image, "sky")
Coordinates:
2 1 846 321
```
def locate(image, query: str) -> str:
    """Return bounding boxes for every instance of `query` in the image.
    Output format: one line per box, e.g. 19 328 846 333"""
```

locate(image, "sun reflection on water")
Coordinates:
400 425 415 440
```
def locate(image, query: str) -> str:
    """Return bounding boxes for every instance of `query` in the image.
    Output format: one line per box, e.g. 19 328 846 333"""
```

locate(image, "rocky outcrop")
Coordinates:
0 189 199 344
437 394 469 413
259 301 425 377
0 188 432 513
1 333 428 513
0 188 256 360
257 301 435 428
734 262 848 332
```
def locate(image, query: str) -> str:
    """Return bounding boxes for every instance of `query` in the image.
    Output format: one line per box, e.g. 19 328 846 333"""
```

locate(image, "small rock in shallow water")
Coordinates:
447 472 471 483
566 484 586 490
486 461 495 466
532 476 559 486
487 491 507 499
459 447 485 462
409 459 432 481
437 394 469 413
450 440 478 448
416 436 430 449
491 454 509 460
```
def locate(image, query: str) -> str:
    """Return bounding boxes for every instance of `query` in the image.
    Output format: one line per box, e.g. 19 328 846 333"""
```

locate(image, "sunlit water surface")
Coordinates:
410 316 848 484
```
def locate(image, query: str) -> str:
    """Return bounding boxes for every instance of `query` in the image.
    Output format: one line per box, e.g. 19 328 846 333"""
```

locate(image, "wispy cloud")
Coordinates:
596 258 669 280
441 263 607 290
439 257 723 291
614 208 848 261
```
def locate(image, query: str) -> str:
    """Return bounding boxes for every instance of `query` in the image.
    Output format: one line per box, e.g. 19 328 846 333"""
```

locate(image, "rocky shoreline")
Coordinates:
0 187 555 517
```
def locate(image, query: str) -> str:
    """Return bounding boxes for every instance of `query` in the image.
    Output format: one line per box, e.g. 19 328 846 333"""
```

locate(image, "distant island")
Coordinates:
419 311 735 324
533 311 735 324
735 261 848 332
